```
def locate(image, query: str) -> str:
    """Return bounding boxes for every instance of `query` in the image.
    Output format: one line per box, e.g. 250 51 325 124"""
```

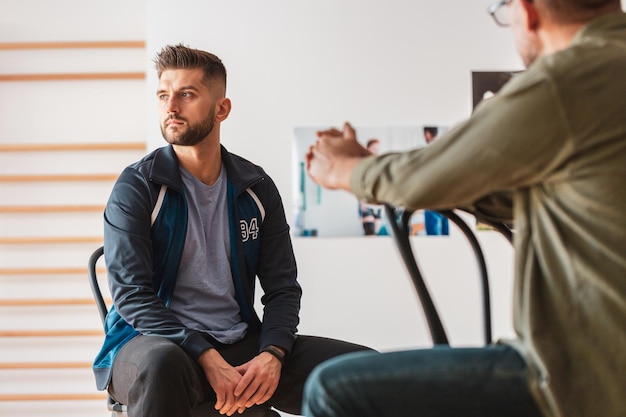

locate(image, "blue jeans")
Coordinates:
303 344 544 417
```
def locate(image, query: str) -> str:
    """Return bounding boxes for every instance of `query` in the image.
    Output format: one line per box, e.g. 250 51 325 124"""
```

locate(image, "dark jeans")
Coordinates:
303 344 545 417
109 330 371 417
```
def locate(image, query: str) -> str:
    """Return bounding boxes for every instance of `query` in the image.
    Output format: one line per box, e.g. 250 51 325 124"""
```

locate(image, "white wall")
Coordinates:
0 0 144 42
1 1 146 416
146 0 522 182
145 0 524 351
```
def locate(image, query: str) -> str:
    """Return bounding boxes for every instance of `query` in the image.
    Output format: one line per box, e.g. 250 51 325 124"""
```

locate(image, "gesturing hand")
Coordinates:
305 122 372 191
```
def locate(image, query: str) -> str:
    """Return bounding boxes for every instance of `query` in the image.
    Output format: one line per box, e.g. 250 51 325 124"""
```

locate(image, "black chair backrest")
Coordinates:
384 205 512 346
88 246 107 326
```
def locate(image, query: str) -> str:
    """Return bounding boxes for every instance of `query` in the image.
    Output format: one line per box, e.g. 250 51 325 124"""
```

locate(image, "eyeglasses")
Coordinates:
488 0 513 27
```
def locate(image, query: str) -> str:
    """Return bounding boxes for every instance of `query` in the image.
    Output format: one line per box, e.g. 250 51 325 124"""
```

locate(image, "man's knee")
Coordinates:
136 337 197 380
303 358 352 417
303 364 330 415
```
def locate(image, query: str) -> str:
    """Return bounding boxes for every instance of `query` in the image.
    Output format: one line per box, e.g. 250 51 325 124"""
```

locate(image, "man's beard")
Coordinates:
161 111 215 146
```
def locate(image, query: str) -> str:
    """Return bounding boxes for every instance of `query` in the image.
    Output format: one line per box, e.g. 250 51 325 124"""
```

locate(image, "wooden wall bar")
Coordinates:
0 205 105 213
0 41 145 50
0 174 118 182
0 37 146 414
0 143 145 152
0 73 145 82
0 236 103 244
0 393 107 401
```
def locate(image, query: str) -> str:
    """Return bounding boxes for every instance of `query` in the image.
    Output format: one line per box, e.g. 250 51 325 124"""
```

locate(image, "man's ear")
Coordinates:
215 98 232 122
520 0 540 31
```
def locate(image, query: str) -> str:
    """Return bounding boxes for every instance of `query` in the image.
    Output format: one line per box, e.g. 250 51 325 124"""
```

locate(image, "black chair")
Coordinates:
383 205 513 346
88 246 281 417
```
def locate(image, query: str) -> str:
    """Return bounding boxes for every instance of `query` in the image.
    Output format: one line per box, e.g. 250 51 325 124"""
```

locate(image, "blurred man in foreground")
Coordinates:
304 1 626 416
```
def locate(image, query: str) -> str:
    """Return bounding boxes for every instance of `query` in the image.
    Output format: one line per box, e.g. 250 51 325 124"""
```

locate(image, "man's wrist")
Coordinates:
260 345 285 365
198 348 221 368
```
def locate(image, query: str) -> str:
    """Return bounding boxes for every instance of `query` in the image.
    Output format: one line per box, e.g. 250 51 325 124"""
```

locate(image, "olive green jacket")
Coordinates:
351 12 626 417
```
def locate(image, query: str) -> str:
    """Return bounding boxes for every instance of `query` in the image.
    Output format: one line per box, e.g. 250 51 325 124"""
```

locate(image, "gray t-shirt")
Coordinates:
168 164 248 344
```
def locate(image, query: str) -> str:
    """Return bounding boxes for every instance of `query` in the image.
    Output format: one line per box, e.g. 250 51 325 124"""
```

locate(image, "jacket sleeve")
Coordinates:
253 176 302 354
104 166 214 361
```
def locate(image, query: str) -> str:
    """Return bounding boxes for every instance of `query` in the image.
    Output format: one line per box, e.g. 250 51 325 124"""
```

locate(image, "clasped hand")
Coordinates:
199 349 282 415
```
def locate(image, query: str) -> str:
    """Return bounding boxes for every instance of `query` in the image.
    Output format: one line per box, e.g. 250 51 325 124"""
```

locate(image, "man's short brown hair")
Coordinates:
153 44 227 92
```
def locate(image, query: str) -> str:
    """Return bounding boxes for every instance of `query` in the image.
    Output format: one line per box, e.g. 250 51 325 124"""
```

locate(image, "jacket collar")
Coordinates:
149 145 183 191
148 144 265 194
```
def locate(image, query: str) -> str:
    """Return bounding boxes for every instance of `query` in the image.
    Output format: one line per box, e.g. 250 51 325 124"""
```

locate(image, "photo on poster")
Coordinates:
293 125 448 237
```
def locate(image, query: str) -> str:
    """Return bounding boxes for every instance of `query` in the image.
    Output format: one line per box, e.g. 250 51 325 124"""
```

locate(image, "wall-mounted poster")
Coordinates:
471 71 519 109
293 125 448 237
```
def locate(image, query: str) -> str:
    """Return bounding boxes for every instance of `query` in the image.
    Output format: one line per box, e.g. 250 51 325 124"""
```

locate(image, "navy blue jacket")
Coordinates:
93 145 301 390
